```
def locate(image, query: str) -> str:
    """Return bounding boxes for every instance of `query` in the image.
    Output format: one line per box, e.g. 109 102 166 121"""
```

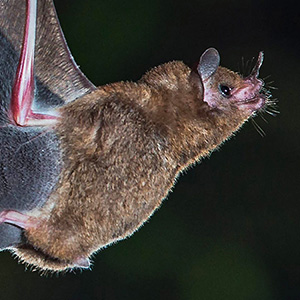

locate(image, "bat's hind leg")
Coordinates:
10 0 59 127
0 210 91 269
0 210 38 230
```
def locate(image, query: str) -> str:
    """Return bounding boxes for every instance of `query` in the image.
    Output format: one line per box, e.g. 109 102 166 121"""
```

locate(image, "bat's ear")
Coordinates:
197 48 220 81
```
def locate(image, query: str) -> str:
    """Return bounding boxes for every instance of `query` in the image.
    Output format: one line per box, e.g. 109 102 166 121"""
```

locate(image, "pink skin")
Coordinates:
234 51 266 112
10 0 58 127
230 77 266 112
203 77 266 113
0 210 38 229
203 59 266 112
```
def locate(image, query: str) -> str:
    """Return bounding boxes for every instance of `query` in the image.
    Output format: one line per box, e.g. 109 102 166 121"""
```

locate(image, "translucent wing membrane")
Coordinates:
0 0 96 112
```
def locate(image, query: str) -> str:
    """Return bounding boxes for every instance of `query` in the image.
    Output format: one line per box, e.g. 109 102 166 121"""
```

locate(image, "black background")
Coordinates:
1 0 300 299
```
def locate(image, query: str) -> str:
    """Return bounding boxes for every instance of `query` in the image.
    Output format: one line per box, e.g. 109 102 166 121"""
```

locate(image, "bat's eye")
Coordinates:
219 84 232 98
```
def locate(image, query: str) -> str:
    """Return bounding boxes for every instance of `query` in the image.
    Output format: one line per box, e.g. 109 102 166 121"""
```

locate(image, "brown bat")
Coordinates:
0 0 272 272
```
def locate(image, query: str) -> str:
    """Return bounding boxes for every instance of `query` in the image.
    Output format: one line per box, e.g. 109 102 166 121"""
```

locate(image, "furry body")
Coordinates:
13 61 264 270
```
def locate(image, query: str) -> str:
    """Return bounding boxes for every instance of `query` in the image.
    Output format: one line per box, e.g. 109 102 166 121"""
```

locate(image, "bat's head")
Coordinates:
195 48 268 117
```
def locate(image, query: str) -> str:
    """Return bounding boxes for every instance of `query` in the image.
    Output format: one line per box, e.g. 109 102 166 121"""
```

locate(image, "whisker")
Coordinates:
251 119 266 137
264 96 280 115
266 107 280 114
259 112 268 123
247 56 255 75
264 109 277 117
244 59 250 75
241 56 245 74
237 60 241 75
265 81 275 86
268 97 278 103
262 74 272 81
266 85 278 90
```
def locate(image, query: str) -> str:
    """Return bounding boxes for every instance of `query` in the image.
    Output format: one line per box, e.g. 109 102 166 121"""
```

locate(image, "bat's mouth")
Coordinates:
236 93 266 112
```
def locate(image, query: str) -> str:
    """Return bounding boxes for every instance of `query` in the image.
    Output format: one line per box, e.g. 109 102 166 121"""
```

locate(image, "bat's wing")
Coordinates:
0 126 62 250
0 0 96 111
0 0 89 248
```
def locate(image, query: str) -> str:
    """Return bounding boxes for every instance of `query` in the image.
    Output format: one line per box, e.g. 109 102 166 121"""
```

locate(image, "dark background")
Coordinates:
1 0 299 299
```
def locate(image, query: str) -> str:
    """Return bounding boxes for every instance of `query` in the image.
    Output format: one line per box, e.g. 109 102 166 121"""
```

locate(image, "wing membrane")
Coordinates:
0 0 96 106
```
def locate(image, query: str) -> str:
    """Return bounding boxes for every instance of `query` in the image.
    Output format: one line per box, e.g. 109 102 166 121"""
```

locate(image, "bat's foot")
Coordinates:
0 210 38 229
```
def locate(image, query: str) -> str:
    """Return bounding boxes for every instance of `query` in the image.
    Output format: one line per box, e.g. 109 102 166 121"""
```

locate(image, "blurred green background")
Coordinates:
1 0 299 299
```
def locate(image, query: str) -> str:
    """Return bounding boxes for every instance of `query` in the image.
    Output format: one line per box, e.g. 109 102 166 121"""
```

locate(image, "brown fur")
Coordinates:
13 61 259 271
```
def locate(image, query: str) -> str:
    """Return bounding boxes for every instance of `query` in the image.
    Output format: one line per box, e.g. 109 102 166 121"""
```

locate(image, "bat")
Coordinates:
0 0 271 272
